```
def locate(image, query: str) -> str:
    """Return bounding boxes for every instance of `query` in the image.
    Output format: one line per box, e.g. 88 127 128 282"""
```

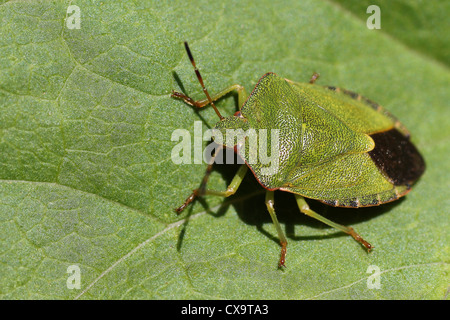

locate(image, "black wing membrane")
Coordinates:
368 129 425 186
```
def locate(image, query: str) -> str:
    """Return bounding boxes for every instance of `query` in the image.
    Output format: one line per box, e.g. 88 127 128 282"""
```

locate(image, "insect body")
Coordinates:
172 42 425 268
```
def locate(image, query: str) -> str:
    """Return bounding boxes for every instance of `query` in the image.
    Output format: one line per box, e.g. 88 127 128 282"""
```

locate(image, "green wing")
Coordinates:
279 81 414 207
280 152 408 207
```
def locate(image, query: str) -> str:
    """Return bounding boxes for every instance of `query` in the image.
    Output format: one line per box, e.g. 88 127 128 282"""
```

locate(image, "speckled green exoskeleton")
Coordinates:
172 42 425 268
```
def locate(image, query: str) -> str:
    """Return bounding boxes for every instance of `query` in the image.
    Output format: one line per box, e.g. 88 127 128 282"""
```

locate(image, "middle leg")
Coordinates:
265 191 288 268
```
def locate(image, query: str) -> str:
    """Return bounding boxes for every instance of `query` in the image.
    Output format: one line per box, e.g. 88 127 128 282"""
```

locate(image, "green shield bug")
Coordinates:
172 42 425 268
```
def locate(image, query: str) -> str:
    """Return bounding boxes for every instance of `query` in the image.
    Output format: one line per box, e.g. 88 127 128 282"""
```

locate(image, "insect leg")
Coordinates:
175 155 248 213
172 84 248 109
175 145 222 213
294 194 373 251
309 72 320 84
176 145 222 213
265 191 288 268
201 163 248 197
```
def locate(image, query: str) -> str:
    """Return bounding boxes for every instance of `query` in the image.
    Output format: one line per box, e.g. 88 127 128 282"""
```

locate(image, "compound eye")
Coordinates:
234 111 243 118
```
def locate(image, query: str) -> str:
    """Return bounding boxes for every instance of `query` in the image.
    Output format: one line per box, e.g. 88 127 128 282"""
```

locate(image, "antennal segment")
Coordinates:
183 41 224 120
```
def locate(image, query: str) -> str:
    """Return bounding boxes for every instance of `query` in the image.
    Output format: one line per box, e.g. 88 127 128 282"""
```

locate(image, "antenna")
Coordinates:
183 41 224 120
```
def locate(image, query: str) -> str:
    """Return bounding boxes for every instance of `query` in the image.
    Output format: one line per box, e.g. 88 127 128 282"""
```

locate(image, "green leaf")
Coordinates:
1 0 448 299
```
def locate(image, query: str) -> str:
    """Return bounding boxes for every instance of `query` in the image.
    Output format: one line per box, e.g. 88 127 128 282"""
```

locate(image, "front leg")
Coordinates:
172 84 248 110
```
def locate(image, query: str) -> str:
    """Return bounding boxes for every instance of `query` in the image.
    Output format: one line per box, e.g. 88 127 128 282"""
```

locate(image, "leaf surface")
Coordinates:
1 0 448 299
